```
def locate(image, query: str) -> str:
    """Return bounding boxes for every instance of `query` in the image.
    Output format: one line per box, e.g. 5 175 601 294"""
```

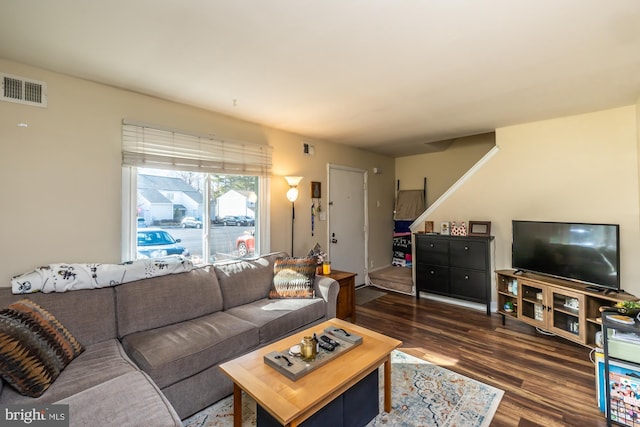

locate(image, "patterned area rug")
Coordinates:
183 350 503 427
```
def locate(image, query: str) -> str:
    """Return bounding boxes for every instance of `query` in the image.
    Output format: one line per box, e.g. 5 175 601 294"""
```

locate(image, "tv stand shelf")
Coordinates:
496 270 637 347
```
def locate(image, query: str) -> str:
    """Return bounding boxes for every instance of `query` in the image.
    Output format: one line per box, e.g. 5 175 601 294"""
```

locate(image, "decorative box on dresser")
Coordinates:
415 233 493 315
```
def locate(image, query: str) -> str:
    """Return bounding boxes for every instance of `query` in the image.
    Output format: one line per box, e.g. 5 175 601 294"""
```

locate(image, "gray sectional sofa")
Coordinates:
0 252 339 426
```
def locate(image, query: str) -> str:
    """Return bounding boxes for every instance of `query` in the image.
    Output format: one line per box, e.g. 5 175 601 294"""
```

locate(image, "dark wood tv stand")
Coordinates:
496 269 637 347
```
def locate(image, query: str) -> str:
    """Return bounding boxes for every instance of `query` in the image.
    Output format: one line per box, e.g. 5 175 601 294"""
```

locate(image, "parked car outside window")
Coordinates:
137 217 147 228
221 216 240 226
236 216 255 226
137 229 190 259
236 230 255 257
181 216 202 228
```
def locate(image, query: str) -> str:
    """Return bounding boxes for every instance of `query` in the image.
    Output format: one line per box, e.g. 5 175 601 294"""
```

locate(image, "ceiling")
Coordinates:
2 1 640 157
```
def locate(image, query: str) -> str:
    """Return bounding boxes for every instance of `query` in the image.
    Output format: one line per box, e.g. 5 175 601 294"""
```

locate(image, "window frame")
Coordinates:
121 120 271 263
122 166 270 263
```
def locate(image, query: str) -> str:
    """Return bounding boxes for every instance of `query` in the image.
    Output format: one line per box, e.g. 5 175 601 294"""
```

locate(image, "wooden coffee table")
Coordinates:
219 318 402 427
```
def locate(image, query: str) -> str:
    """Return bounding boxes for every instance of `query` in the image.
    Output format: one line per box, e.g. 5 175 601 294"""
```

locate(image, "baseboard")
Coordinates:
417 291 487 312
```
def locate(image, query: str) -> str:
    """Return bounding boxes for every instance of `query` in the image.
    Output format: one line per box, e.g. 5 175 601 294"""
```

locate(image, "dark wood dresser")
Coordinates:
415 233 493 315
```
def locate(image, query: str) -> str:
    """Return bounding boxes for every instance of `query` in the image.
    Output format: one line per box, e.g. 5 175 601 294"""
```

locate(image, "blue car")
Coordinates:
136 229 190 259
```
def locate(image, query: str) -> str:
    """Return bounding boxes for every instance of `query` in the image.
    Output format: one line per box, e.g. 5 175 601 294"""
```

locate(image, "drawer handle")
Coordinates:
429 243 434 248
464 246 469 251
430 270 435 275
464 275 469 280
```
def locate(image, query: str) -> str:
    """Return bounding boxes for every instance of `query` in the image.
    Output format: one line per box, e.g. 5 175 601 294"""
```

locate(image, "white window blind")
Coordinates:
122 121 272 176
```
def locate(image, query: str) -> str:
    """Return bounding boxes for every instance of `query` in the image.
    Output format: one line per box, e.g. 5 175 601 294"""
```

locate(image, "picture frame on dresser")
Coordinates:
468 221 491 237
440 221 450 235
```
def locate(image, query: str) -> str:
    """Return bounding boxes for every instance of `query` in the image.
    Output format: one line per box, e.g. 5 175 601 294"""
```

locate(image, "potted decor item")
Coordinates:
613 300 640 316
307 243 328 275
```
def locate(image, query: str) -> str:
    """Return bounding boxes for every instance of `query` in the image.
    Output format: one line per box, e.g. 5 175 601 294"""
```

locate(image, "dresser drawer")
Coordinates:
449 239 488 270
416 264 449 294
450 268 486 302
415 236 449 266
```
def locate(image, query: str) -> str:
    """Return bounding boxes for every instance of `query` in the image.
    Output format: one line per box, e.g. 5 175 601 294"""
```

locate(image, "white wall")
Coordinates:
417 105 640 297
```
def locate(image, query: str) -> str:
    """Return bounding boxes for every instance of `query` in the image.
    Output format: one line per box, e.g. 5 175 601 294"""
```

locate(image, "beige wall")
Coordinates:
0 59 394 285
417 105 640 298
266 128 395 265
396 133 495 207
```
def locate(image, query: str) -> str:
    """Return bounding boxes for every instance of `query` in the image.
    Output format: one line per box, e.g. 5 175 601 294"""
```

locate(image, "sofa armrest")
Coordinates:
314 276 339 319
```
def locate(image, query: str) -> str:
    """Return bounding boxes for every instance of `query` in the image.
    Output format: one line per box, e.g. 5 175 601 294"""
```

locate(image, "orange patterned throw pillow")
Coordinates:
269 257 317 299
0 299 84 397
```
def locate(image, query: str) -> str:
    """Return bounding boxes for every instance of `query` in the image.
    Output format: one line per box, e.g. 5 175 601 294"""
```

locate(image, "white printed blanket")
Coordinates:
11 256 193 294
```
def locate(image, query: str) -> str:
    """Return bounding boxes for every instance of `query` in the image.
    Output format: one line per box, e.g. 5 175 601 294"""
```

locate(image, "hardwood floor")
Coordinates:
353 291 608 427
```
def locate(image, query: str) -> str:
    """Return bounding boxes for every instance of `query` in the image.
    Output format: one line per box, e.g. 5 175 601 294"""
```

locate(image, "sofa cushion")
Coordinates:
226 297 326 344
161 363 234 420
0 339 137 405
115 266 223 337
0 287 117 346
121 311 258 389
269 256 317 299
56 370 181 427
214 252 286 310
0 299 84 397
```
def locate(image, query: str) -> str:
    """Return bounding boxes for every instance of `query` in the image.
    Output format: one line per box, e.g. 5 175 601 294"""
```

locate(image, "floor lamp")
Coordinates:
284 176 302 256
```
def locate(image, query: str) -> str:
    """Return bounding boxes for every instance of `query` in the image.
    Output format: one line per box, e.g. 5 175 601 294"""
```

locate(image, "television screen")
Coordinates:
512 220 620 290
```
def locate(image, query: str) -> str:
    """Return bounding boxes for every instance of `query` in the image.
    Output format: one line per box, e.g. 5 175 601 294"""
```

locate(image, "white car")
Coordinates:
181 217 202 228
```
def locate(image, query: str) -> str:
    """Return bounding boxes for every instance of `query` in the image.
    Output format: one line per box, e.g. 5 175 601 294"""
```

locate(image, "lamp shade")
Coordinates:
284 176 303 187
284 176 302 202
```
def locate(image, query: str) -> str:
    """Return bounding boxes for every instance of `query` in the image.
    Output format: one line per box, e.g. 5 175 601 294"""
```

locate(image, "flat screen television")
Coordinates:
512 220 620 291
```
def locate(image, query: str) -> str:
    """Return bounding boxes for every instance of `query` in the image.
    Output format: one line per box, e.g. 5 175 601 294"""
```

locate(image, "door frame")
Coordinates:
327 163 369 283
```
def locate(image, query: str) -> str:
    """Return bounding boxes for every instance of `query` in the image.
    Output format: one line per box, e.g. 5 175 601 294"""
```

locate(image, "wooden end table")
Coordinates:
219 318 402 427
321 270 356 322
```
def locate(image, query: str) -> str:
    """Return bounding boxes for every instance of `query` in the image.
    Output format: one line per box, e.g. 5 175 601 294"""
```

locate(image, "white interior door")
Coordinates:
328 165 367 286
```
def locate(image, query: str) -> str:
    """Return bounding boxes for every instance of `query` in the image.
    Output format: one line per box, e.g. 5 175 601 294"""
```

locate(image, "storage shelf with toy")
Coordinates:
601 313 640 426
595 353 640 426
497 273 518 319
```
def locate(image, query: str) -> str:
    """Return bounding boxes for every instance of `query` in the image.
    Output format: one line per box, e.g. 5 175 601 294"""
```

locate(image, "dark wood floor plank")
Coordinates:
353 291 608 427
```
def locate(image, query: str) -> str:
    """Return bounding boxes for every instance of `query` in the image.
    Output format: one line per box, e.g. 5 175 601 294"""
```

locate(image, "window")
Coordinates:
121 122 271 264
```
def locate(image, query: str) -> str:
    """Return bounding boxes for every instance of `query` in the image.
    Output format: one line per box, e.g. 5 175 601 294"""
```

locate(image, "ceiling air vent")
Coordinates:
1 73 47 107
